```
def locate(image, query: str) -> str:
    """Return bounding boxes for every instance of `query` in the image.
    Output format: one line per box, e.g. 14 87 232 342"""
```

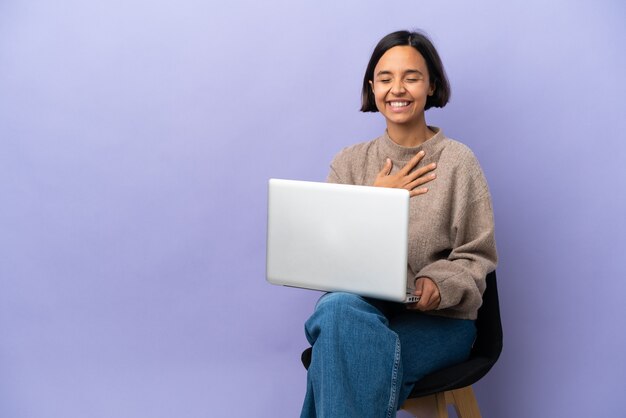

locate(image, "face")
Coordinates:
370 46 434 126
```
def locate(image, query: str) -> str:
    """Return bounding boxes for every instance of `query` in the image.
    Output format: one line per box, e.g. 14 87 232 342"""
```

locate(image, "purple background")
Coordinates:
1 1 625 417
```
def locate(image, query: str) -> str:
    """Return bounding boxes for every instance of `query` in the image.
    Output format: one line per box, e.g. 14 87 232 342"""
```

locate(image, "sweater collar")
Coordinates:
378 126 446 162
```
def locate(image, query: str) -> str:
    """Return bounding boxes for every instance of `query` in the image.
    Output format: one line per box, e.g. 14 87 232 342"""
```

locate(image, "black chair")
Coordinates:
301 271 502 418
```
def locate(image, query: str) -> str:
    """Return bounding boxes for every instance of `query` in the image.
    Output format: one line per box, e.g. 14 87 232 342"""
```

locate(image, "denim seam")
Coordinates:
386 336 401 418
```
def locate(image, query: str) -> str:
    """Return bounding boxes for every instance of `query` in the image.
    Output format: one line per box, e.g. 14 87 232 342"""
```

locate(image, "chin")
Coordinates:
386 115 414 125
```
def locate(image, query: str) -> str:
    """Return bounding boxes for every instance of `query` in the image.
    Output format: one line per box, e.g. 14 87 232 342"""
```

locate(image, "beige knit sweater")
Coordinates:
327 127 497 320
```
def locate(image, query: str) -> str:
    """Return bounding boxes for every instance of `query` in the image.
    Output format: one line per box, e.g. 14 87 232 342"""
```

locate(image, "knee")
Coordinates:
314 292 375 321
316 292 363 310
305 293 367 344
306 292 388 339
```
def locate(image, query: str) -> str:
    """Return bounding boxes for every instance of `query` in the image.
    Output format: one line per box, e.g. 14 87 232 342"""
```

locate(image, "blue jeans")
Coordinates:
300 292 476 418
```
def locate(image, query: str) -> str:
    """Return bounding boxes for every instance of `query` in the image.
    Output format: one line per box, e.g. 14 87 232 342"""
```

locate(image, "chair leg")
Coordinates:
401 386 482 418
401 392 448 418
448 386 482 418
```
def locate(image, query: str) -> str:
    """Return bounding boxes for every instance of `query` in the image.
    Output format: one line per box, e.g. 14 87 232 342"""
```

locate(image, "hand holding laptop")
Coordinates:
407 277 441 311
374 150 437 197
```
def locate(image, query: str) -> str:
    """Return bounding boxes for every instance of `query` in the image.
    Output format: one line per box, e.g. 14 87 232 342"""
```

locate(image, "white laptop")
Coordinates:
266 178 419 303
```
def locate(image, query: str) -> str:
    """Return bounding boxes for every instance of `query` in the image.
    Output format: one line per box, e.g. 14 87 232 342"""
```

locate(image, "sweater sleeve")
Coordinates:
326 164 342 184
326 148 354 185
416 157 498 317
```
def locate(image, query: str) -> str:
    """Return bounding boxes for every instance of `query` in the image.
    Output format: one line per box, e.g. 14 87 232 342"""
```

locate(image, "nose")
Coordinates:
390 79 406 95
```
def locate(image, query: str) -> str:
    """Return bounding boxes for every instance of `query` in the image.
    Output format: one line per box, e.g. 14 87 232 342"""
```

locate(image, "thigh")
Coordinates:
389 312 476 382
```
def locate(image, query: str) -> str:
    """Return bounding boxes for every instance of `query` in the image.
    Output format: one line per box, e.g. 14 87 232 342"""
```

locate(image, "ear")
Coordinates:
369 79 374 93
428 81 435 96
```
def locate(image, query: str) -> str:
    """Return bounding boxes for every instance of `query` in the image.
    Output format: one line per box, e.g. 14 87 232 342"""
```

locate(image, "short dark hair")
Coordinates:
360 30 451 112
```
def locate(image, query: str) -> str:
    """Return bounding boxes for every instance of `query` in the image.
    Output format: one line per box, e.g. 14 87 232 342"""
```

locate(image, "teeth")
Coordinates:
390 102 409 107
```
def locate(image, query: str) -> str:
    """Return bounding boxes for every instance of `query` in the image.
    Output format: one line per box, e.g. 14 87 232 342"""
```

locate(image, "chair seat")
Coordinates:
302 347 494 399
407 356 493 398
301 347 312 369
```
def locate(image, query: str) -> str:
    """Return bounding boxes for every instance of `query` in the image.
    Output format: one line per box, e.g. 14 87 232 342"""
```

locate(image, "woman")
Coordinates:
300 30 497 418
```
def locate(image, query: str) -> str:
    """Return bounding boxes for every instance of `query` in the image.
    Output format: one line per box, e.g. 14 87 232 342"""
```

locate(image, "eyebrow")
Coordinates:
375 69 424 77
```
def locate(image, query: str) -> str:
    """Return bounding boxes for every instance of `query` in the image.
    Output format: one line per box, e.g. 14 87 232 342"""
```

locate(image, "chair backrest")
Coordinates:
470 271 503 362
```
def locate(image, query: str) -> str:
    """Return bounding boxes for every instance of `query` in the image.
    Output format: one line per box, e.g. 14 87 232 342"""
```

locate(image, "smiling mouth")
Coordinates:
388 101 411 108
